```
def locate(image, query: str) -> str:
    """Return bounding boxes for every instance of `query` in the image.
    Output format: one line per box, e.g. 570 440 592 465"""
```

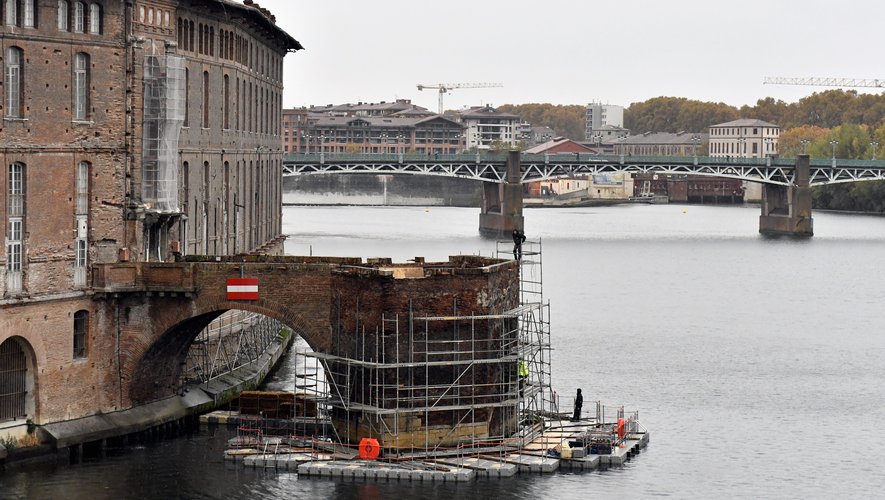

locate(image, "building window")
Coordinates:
76 161 89 215
73 310 88 358
4 0 16 26
74 161 88 285
183 68 189 127
223 74 230 129
7 163 24 293
22 0 34 27
72 1 84 32
88 3 100 34
5 47 22 119
201 70 209 128
58 0 68 30
138 5 144 23
0 338 29 420
73 53 89 121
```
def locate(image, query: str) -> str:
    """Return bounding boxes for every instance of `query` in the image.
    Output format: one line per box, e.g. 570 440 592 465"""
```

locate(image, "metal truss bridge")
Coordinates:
283 153 885 187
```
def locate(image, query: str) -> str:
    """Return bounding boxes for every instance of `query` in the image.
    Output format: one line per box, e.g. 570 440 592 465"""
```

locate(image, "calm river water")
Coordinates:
2 204 884 499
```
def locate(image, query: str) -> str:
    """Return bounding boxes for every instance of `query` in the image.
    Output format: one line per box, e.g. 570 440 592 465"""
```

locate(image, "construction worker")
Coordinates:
512 229 526 261
518 360 529 395
572 388 583 422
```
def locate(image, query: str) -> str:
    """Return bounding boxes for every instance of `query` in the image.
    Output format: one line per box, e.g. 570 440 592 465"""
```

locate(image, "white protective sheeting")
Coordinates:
141 54 185 212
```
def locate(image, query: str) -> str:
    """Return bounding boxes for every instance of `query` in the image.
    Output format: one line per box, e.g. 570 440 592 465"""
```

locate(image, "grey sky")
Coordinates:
256 0 884 111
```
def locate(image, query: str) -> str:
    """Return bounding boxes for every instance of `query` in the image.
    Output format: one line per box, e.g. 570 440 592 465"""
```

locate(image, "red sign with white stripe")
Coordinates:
227 278 259 300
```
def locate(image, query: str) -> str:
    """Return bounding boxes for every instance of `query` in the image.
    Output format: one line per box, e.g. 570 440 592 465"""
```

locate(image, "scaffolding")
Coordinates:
141 53 185 212
290 244 553 457
180 311 285 387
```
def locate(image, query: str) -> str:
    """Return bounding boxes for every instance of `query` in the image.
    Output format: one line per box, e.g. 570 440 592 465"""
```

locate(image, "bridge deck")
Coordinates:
283 153 885 186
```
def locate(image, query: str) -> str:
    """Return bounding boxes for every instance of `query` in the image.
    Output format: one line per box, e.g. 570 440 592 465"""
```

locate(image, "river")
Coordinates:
2 204 884 499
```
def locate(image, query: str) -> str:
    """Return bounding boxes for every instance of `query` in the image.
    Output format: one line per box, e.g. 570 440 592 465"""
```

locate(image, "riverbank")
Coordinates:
0 330 294 470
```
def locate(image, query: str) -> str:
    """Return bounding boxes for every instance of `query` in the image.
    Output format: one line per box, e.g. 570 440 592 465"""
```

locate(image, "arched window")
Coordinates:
72 1 84 32
5 47 22 119
188 20 194 52
0 338 29 420
7 162 25 293
73 52 90 121
88 3 100 34
73 310 88 358
58 0 69 31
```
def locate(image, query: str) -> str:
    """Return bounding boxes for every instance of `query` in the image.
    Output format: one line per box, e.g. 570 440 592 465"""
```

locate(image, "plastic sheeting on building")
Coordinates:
141 54 185 213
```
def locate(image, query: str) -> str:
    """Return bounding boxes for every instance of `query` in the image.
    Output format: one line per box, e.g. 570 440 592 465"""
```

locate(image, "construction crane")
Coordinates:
763 77 885 88
416 82 504 114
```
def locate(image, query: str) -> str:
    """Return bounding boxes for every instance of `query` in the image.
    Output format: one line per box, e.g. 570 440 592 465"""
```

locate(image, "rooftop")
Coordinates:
710 119 779 128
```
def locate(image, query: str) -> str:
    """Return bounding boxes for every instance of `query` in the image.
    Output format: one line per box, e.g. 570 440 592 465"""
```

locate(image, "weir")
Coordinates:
759 155 813 236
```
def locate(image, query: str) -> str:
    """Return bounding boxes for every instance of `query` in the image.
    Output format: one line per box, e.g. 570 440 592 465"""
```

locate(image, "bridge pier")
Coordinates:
759 155 813 236
479 150 524 238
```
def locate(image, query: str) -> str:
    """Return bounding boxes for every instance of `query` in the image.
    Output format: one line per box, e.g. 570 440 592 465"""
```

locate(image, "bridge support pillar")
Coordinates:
479 150 524 238
759 155 813 236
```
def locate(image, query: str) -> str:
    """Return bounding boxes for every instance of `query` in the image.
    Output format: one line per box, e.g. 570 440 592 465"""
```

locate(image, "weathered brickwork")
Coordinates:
0 1 300 427
87 257 517 417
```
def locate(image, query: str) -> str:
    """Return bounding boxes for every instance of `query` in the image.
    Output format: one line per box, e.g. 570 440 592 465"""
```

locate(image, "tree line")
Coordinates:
499 90 885 212
500 90 885 139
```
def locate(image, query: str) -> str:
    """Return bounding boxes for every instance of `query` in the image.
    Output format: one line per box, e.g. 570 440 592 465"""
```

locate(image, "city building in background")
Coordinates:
613 132 709 156
283 100 463 154
708 119 780 158
585 124 631 152
523 125 557 146
457 106 521 150
708 119 780 201
584 102 624 141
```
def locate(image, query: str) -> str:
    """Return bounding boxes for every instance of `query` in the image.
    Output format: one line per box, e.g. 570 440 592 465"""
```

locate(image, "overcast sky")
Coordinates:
255 0 884 111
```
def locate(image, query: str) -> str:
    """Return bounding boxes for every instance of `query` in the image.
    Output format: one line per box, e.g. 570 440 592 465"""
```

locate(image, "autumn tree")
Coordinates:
496 103 585 141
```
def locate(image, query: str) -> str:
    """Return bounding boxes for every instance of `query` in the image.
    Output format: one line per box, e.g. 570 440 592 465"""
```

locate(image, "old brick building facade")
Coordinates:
0 0 300 436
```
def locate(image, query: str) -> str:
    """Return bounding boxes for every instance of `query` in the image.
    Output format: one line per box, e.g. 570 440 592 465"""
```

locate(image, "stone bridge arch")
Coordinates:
128 300 329 404
92 257 362 406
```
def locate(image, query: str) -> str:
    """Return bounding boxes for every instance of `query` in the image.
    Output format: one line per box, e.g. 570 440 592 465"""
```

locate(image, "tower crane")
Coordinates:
416 82 504 114
763 77 885 88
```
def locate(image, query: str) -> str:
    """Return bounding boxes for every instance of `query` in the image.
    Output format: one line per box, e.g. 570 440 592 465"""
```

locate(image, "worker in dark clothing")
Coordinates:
512 229 526 261
572 388 583 422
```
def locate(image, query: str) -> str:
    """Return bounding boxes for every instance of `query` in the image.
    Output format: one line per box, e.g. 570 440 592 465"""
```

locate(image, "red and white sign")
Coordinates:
227 278 259 300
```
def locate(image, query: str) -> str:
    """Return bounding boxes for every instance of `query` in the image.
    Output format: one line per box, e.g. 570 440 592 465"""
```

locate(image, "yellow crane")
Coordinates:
416 82 504 114
763 77 885 88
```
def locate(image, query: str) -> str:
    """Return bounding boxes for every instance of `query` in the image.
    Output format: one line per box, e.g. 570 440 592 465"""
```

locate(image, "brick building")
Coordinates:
0 0 299 437
283 100 464 155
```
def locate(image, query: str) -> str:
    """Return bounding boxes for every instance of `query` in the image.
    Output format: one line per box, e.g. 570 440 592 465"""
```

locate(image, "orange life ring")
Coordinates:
617 418 626 439
359 437 380 460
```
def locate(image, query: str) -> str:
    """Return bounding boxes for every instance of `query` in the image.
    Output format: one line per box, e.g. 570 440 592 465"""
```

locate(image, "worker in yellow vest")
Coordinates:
518 360 529 396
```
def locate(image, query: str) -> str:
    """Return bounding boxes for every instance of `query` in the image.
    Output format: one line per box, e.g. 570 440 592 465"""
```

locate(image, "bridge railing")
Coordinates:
284 152 885 168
